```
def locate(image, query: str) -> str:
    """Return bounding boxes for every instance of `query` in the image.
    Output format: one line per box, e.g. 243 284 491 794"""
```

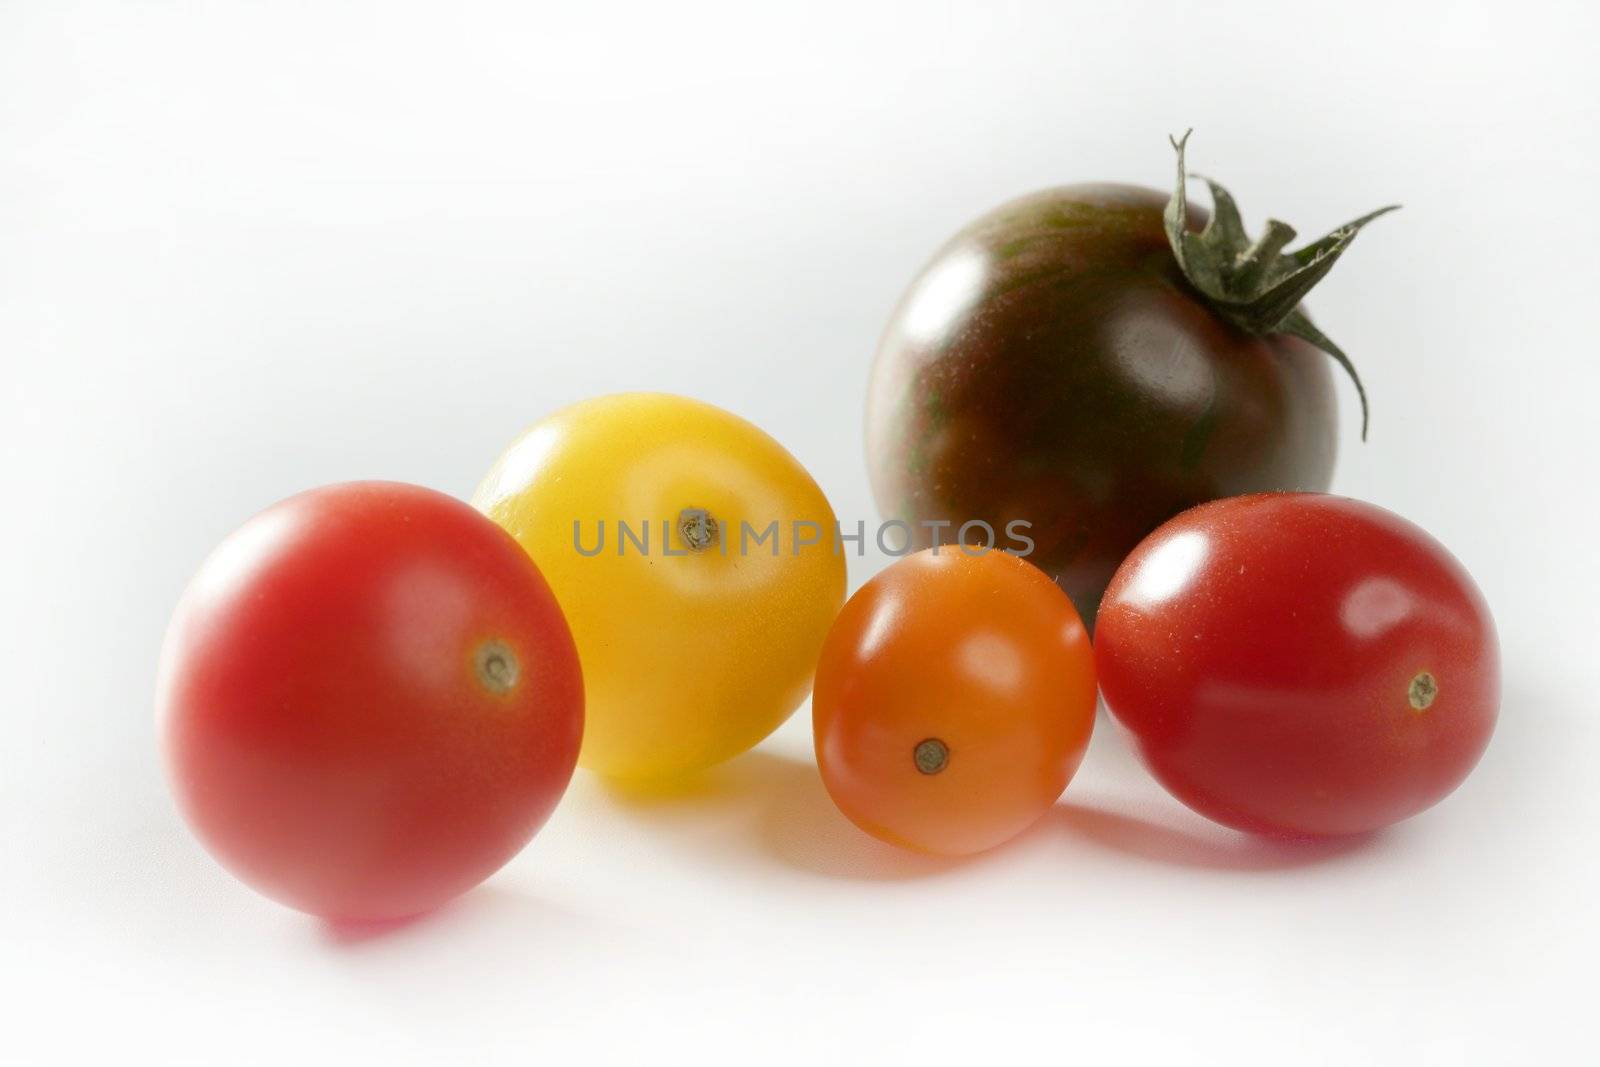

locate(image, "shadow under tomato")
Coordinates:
317 882 591 949
1050 803 1379 872
597 749 969 883
596 740 1380 881
321 911 434 946
751 755 974 882
596 755 777 807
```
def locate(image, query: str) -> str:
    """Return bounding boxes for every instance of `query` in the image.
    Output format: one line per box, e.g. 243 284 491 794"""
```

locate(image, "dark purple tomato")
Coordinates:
866 137 1393 625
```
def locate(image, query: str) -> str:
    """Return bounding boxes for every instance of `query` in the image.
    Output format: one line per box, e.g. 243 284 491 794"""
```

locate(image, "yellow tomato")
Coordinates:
473 393 846 780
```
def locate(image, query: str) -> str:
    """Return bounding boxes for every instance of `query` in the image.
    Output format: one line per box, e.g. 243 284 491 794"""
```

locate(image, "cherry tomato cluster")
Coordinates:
817 494 1498 855
161 395 850 920
817 135 1496 854
159 139 1500 922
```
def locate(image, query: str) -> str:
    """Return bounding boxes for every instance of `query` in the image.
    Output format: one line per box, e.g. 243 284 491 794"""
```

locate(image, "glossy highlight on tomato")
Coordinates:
813 548 1097 855
158 482 583 920
1095 493 1498 838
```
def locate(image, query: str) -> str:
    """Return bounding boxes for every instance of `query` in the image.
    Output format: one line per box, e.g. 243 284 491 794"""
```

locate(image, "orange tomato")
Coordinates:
813 548 1097 855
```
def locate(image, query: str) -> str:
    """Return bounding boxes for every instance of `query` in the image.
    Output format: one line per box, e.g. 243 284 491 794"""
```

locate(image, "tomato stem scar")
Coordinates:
678 508 719 552
474 639 520 694
1408 671 1438 711
913 738 949 775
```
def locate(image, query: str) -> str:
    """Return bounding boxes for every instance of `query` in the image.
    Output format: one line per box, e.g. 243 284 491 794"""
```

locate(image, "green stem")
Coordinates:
1163 133 1397 441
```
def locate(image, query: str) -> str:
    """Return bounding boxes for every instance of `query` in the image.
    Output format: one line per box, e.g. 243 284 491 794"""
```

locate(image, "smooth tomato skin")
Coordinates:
474 393 846 781
1095 493 1498 838
814 548 1097 856
158 482 583 921
867 185 1338 628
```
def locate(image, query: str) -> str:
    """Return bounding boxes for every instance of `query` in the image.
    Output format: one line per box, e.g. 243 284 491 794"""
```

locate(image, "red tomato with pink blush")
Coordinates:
1094 493 1498 838
158 482 583 921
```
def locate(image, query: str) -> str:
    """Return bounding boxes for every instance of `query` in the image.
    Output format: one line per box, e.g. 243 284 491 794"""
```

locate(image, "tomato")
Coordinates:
1095 493 1498 838
473 393 846 780
157 482 583 920
813 548 1097 855
867 136 1395 626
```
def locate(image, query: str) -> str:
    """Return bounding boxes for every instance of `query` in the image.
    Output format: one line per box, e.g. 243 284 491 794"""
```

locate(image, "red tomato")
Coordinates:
813 549 1097 855
1095 493 1498 837
158 482 583 920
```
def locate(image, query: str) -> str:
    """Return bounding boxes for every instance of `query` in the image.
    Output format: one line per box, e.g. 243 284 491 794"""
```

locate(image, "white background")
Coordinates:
3 1 1596 1063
